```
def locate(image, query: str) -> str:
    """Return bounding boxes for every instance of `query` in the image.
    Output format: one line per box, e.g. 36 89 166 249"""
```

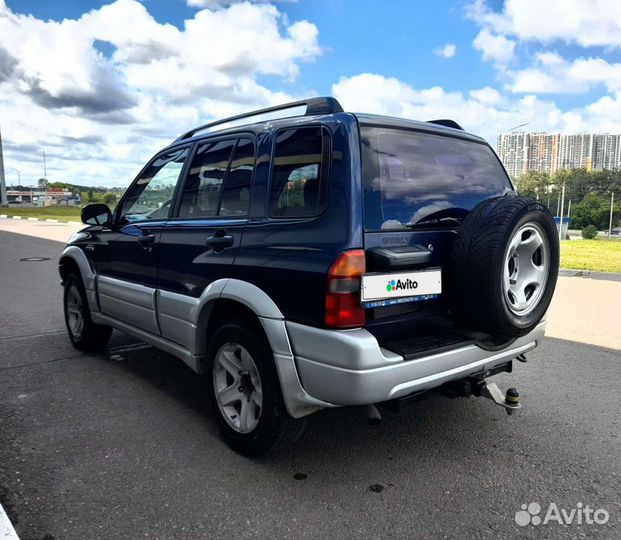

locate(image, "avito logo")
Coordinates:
386 278 418 292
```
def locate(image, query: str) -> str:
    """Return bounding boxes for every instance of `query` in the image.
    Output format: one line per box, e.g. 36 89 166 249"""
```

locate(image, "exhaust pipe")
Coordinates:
365 404 382 425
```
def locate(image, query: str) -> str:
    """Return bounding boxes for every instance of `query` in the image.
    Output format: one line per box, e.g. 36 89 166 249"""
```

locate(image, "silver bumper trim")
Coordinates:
290 321 546 406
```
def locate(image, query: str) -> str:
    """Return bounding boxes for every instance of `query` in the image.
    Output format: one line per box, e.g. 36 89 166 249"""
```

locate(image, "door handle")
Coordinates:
205 231 234 252
137 234 156 249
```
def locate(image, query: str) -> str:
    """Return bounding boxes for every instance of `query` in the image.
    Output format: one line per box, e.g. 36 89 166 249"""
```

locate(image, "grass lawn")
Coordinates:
0 206 82 222
560 237 621 273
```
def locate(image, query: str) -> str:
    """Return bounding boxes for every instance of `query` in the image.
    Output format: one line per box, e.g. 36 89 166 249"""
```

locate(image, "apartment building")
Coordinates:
497 132 621 176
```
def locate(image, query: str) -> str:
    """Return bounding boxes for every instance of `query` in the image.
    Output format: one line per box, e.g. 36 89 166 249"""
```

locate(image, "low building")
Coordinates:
6 188 81 206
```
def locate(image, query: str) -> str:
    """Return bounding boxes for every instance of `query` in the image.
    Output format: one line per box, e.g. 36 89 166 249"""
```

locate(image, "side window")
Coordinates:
269 127 326 218
178 137 254 218
119 148 188 223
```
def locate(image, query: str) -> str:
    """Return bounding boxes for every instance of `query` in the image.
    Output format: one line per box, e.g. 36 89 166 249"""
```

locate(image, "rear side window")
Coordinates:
360 127 512 231
269 127 328 218
178 137 254 218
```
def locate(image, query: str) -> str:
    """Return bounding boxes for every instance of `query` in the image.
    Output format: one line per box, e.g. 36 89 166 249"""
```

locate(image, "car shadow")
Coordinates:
98 333 523 473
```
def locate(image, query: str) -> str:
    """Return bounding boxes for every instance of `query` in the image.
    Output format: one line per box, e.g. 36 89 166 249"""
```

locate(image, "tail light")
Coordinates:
325 250 366 328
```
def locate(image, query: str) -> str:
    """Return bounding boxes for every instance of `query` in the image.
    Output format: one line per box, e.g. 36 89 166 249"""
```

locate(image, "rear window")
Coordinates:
360 127 512 231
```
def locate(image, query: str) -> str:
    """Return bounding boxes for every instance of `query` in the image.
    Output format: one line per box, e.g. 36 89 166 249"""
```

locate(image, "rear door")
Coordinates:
359 126 512 331
157 136 256 346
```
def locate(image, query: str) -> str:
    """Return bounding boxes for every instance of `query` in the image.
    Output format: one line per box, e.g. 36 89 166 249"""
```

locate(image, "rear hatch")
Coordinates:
358 124 513 356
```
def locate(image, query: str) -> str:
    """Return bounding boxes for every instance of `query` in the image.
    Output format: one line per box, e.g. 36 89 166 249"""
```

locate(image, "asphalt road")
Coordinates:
0 229 619 540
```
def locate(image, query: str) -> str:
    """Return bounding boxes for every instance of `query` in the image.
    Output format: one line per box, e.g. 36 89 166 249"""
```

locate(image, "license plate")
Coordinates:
361 269 442 303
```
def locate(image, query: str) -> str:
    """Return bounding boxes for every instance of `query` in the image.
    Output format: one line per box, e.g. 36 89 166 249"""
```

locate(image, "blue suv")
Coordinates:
59 97 559 455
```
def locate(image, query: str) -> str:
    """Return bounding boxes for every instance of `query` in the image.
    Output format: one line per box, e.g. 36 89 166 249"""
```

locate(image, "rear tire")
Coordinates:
448 196 559 338
63 273 112 351
206 320 306 456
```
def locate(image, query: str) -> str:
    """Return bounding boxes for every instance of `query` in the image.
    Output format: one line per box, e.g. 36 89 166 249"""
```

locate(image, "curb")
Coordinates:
0 215 72 224
559 269 621 282
0 502 19 540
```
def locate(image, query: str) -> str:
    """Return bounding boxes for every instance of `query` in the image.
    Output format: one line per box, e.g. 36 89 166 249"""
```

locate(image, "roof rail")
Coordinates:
427 119 464 131
176 96 344 141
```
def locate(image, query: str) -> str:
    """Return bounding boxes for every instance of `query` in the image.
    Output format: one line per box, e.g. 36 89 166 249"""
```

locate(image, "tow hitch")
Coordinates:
478 382 520 415
438 374 521 415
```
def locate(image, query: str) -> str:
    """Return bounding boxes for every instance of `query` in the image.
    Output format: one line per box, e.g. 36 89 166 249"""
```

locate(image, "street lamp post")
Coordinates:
0 125 7 208
8 167 20 185
609 191 615 240
559 180 566 242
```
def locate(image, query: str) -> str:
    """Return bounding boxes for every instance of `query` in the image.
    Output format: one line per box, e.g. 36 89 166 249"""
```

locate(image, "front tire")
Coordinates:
63 273 112 351
206 321 306 456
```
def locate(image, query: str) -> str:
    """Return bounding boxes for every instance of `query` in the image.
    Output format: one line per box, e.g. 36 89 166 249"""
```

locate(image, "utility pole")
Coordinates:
0 125 7 207
609 191 615 240
43 150 47 180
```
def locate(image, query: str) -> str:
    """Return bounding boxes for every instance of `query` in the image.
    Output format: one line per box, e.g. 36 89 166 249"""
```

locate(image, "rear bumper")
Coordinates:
286 320 546 406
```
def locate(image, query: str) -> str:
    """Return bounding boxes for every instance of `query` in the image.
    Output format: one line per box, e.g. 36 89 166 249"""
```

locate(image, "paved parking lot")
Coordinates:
0 229 619 539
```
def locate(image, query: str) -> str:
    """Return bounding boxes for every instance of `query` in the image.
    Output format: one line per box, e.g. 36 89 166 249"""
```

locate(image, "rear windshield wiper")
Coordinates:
405 216 463 230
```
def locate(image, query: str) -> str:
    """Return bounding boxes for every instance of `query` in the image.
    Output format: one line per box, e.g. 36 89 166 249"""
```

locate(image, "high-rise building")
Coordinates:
496 132 621 176
496 132 527 177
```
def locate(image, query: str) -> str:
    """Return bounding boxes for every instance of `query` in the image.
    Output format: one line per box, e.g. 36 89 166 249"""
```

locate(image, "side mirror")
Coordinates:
81 203 112 226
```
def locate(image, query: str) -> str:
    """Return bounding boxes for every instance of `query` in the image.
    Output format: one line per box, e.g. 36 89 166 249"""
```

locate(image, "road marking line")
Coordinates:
27 217 38 221
0 215 7 218
0 502 20 540
11 216 22 220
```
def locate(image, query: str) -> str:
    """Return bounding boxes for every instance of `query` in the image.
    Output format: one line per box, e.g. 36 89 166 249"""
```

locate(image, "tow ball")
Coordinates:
479 383 521 415
439 378 522 415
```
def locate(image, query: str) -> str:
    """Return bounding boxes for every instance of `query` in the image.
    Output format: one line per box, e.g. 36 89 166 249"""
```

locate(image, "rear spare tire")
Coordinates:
448 196 559 338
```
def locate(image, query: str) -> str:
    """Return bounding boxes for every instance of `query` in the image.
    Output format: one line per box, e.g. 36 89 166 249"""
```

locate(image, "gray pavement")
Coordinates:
0 230 620 540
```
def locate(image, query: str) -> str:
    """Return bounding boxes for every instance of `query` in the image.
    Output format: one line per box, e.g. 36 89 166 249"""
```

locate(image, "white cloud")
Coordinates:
434 44 456 59
333 73 619 147
510 54 621 94
0 0 320 186
473 29 515 65
467 0 621 48
469 86 502 105
187 0 294 7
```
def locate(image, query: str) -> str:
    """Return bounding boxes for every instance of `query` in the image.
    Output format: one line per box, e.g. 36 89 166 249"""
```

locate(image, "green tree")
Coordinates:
48 181 73 190
514 170 551 200
103 193 117 206
571 192 620 230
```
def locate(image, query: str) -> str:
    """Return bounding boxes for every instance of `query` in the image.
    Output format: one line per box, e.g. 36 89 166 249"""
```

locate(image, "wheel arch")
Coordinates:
194 279 287 356
192 279 329 418
58 246 99 311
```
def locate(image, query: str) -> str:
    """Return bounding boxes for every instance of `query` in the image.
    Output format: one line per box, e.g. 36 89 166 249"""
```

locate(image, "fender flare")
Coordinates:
193 279 329 417
58 246 99 311
192 278 286 354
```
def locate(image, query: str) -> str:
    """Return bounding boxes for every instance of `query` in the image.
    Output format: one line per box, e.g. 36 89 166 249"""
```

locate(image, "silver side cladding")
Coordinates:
97 275 159 334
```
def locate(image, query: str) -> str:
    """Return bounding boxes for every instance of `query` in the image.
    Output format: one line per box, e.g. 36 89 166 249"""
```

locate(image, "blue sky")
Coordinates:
0 0 619 186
